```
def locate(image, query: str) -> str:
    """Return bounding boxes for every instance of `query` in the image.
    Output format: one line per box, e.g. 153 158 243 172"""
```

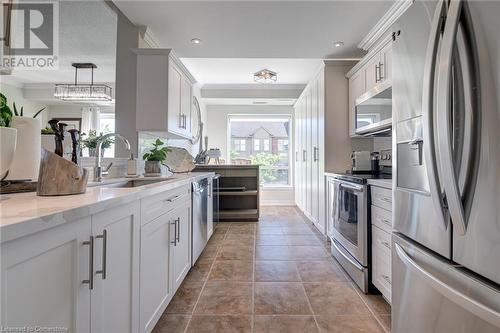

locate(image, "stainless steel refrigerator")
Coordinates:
392 0 500 331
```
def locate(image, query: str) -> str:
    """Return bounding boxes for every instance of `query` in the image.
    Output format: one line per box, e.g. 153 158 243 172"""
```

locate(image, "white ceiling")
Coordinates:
114 0 393 59
181 58 323 84
5 1 117 86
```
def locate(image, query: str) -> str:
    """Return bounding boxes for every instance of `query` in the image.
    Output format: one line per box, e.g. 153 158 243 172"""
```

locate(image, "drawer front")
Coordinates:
371 186 392 211
141 185 191 224
372 225 392 302
372 225 392 256
371 205 392 233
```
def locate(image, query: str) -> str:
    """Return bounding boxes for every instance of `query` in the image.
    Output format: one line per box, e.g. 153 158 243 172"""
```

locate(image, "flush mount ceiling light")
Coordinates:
191 38 202 44
54 63 112 102
334 41 344 47
254 69 277 84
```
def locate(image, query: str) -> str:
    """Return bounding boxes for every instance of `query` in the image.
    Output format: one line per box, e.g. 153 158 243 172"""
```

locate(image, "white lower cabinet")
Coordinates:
370 185 393 303
1 184 195 333
170 202 191 292
91 202 141 333
1 217 91 332
139 212 174 332
139 187 192 333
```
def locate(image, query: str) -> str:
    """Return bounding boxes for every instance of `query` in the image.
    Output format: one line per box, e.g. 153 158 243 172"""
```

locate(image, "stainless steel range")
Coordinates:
327 150 392 292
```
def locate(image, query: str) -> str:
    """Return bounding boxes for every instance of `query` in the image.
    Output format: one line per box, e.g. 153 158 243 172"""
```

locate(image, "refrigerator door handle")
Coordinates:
422 0 448 230
395 243 500 328
435 0 467 235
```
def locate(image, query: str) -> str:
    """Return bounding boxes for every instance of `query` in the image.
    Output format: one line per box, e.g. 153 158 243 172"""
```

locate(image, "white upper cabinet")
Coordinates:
347 38 393 137
135 49 196 140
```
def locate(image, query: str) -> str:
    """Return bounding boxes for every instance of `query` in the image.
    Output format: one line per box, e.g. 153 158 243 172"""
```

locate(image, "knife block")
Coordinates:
37 149 89 196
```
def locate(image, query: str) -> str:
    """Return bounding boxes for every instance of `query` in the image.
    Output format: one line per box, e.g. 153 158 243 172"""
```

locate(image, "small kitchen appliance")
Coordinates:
351 151 371 173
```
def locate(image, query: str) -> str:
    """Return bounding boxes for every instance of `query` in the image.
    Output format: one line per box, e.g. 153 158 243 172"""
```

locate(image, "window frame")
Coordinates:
228 115 293 188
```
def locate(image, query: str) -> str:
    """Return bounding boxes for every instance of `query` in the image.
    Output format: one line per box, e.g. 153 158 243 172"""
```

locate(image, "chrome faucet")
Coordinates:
94 133 131 182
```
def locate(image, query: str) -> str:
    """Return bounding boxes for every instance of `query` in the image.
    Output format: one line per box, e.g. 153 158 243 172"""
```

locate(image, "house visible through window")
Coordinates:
234 139 246 152
229 116 291 186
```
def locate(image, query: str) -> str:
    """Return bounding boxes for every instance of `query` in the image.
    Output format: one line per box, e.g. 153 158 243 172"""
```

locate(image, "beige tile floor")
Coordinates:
153 206 391 333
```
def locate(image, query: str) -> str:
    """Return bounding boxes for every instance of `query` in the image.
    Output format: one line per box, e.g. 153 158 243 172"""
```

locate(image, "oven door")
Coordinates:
332 179 368 266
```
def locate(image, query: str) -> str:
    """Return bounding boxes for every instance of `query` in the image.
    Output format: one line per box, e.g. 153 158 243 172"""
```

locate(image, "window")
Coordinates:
99 113 115 157
234 139 246 152
229 116 291 186
254 139 260 151
277 139 288 152
263 139 270 152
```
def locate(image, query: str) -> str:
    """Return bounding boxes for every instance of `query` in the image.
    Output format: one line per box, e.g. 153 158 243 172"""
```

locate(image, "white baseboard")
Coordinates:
260 200 296 206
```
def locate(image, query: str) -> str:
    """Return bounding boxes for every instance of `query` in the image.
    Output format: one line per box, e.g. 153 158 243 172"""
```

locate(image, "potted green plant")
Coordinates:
142 138 171 176
0 93 17 180
82 130 114 157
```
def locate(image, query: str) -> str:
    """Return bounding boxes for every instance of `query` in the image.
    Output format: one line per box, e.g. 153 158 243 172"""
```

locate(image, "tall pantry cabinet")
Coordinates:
294 61 356 235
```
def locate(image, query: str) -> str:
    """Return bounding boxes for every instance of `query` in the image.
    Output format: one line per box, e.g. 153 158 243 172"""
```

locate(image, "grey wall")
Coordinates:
109 2 140 157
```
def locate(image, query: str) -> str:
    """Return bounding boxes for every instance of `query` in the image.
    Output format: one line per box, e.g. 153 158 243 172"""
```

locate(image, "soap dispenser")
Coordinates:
127 153 138 177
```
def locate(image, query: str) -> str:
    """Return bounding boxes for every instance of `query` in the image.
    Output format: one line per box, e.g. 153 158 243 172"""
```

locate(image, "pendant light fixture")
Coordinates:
254 69 277 84
54 63 112 101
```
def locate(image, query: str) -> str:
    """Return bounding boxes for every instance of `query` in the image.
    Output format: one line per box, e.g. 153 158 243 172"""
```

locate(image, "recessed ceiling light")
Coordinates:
334 41 344 48
191 38 202 44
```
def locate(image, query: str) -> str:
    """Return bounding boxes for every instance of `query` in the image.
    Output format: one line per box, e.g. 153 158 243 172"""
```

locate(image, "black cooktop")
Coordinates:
330 172 392 185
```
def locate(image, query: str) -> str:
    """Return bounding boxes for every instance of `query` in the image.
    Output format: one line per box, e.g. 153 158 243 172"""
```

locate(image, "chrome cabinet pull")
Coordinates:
302 150 307 162
378 61 384 81
176 217 180 243
375 64 380 83
382 274 391 284
95 229 107 280
381 241 391 250
165 194 181 203
171 221 177 246
313 147 319 162
82 236 94 290
381 218 391 226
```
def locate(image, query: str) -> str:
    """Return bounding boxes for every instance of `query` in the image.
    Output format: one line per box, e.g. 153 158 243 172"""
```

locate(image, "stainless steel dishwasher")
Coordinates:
192 178 209 264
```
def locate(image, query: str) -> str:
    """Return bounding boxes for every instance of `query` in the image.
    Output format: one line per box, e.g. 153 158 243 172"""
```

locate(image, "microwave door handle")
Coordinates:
422 0 448 231
435 0 467 236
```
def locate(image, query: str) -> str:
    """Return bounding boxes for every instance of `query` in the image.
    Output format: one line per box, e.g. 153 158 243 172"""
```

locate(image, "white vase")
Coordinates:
7 116 41 181
0 127 17 179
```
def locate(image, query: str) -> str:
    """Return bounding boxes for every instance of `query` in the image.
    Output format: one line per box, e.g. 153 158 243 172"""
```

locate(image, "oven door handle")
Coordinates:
339 183 364 192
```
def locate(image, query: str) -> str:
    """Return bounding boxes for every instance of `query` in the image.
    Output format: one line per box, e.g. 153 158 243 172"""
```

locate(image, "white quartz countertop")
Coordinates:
367 178 392 189
0 172 213 243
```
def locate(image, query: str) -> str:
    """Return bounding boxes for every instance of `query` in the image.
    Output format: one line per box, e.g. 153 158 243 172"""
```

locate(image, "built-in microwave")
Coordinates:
355 80 392 136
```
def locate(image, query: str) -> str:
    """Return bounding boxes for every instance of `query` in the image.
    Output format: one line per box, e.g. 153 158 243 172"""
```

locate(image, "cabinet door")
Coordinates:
170 202 191 292
139 212 173 333
91 202 140 333
305 89 313 217
364 53 381 93
310 78 319 224
327 179 335 239
1 218 91 332
168 63 183 136
380 42 393 83
180 75 192 137
294 103 301 207
207 177 214 238
300 98 307 211
348 70 366 137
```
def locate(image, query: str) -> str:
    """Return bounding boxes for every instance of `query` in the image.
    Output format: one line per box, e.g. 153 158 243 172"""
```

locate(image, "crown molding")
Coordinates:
358 0 413 51
138 25 161 48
